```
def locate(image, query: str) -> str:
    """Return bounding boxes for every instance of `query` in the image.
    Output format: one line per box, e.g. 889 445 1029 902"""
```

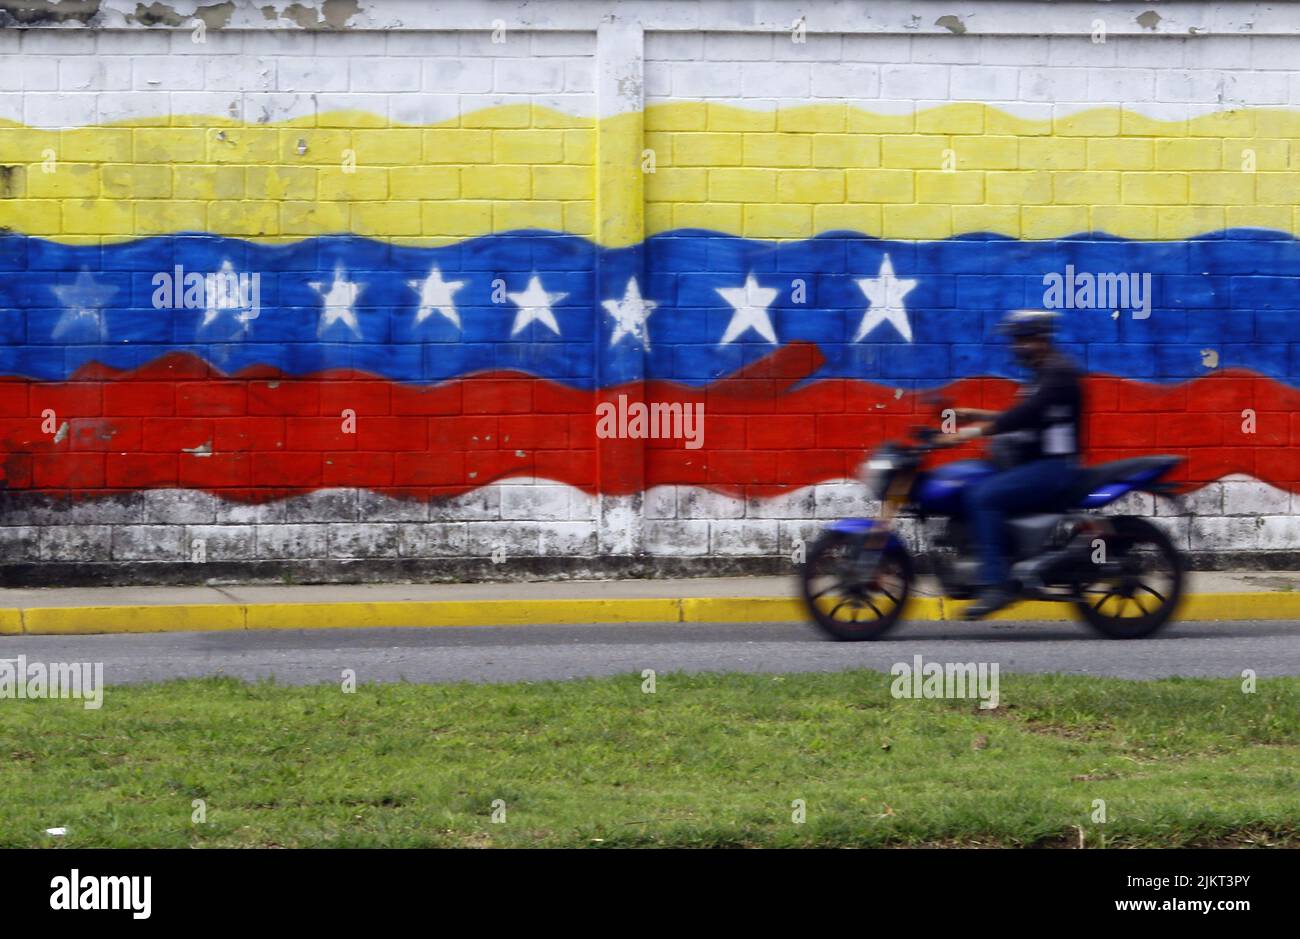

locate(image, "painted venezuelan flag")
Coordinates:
0 103 1297 501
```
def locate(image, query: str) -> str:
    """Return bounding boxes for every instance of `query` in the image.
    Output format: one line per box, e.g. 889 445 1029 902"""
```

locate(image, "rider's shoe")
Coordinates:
963 586 1015 620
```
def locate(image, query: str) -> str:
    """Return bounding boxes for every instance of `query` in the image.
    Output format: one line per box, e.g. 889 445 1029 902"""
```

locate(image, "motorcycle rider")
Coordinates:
945 309 1084 620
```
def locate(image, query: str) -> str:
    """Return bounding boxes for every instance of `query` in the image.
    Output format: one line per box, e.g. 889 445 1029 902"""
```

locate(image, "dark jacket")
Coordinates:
989 352 1084 461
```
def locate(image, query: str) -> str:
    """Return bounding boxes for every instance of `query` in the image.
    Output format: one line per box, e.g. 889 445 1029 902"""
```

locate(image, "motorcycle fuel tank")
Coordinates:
911 460 997 514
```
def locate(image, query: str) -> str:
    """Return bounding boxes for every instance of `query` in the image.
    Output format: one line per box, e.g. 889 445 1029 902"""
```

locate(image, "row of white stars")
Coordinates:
46 254 918 348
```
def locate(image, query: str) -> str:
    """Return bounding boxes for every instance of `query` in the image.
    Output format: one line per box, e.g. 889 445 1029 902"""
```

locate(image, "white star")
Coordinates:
50 269 117 340
602 277 657 350
508 275 567 337
200 260 258 334
716 273 778 345
408 266 465 329
309 266 363 339
854 253 917 342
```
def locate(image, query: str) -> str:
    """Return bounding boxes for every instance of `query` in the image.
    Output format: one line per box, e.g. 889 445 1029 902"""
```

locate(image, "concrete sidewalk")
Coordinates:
0 571 1297 635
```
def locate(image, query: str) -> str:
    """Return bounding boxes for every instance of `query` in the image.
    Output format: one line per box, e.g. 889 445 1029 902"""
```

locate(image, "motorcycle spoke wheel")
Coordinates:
800 532 913 641
1085 589 1156 619
1074 518 1184 638
808 562 905 626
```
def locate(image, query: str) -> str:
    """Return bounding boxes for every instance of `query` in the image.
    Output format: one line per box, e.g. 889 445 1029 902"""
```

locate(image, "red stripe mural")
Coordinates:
1 343 1295 502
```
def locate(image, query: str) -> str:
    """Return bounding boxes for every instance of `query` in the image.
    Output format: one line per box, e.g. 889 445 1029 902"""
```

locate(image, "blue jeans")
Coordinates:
963 457 1078 588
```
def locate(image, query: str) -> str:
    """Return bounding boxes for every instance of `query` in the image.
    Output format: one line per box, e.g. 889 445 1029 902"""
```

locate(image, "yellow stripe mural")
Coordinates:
0 106 597 245
1 103 1298 245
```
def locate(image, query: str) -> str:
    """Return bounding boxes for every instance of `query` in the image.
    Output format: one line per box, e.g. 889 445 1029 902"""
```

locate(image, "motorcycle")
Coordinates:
799 423 1187 640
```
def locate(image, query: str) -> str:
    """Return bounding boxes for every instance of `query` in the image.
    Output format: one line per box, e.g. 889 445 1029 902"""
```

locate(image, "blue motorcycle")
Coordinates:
799 425 1187 640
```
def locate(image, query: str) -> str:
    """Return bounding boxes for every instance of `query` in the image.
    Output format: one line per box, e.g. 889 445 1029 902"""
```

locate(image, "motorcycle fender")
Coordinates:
826 518 906 552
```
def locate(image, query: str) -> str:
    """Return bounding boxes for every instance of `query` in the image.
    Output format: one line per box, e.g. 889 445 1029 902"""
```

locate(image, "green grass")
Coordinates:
2 671 1297 847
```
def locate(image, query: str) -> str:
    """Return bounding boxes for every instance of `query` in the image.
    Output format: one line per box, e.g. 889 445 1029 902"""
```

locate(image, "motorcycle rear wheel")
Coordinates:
800 531 913 640
1073 516 1184 639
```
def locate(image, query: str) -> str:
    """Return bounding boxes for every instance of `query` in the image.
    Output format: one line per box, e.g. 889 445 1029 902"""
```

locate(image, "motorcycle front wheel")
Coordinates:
1073 516 1185 639
800 530 913 640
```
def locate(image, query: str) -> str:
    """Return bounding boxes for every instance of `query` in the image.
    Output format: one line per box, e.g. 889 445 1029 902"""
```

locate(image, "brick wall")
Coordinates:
0 1 1296 584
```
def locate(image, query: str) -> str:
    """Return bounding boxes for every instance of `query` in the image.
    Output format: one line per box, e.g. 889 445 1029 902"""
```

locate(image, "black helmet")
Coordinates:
998 309 1060 341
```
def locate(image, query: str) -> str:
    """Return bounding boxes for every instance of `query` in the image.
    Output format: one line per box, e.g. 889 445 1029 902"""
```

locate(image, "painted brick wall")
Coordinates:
0 1 1296 583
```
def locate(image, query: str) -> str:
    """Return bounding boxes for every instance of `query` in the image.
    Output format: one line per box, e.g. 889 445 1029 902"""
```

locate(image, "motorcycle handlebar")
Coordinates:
904 425 975 453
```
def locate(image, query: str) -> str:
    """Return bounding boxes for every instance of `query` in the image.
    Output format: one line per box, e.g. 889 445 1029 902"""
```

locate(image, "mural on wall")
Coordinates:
1 102 1297 502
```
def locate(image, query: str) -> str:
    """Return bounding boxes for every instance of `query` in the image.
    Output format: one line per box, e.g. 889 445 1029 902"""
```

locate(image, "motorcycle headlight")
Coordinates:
858 456 894 500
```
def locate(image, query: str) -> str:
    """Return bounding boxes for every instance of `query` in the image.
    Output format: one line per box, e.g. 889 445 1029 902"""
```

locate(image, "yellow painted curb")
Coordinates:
901 597 946 621
241 598 681 631
0 609 23 635
680 597 804 623
4 591 1298 636
21 604 245 635
1181 592 1300 621
944 599 1075 622
932 592 1300 622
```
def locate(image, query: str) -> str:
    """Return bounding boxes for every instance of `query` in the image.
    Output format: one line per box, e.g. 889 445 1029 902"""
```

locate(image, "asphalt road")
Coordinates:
2 619 1298 685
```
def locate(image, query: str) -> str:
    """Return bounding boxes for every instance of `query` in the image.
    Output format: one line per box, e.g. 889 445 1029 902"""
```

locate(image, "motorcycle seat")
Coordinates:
1065 456 1183 505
